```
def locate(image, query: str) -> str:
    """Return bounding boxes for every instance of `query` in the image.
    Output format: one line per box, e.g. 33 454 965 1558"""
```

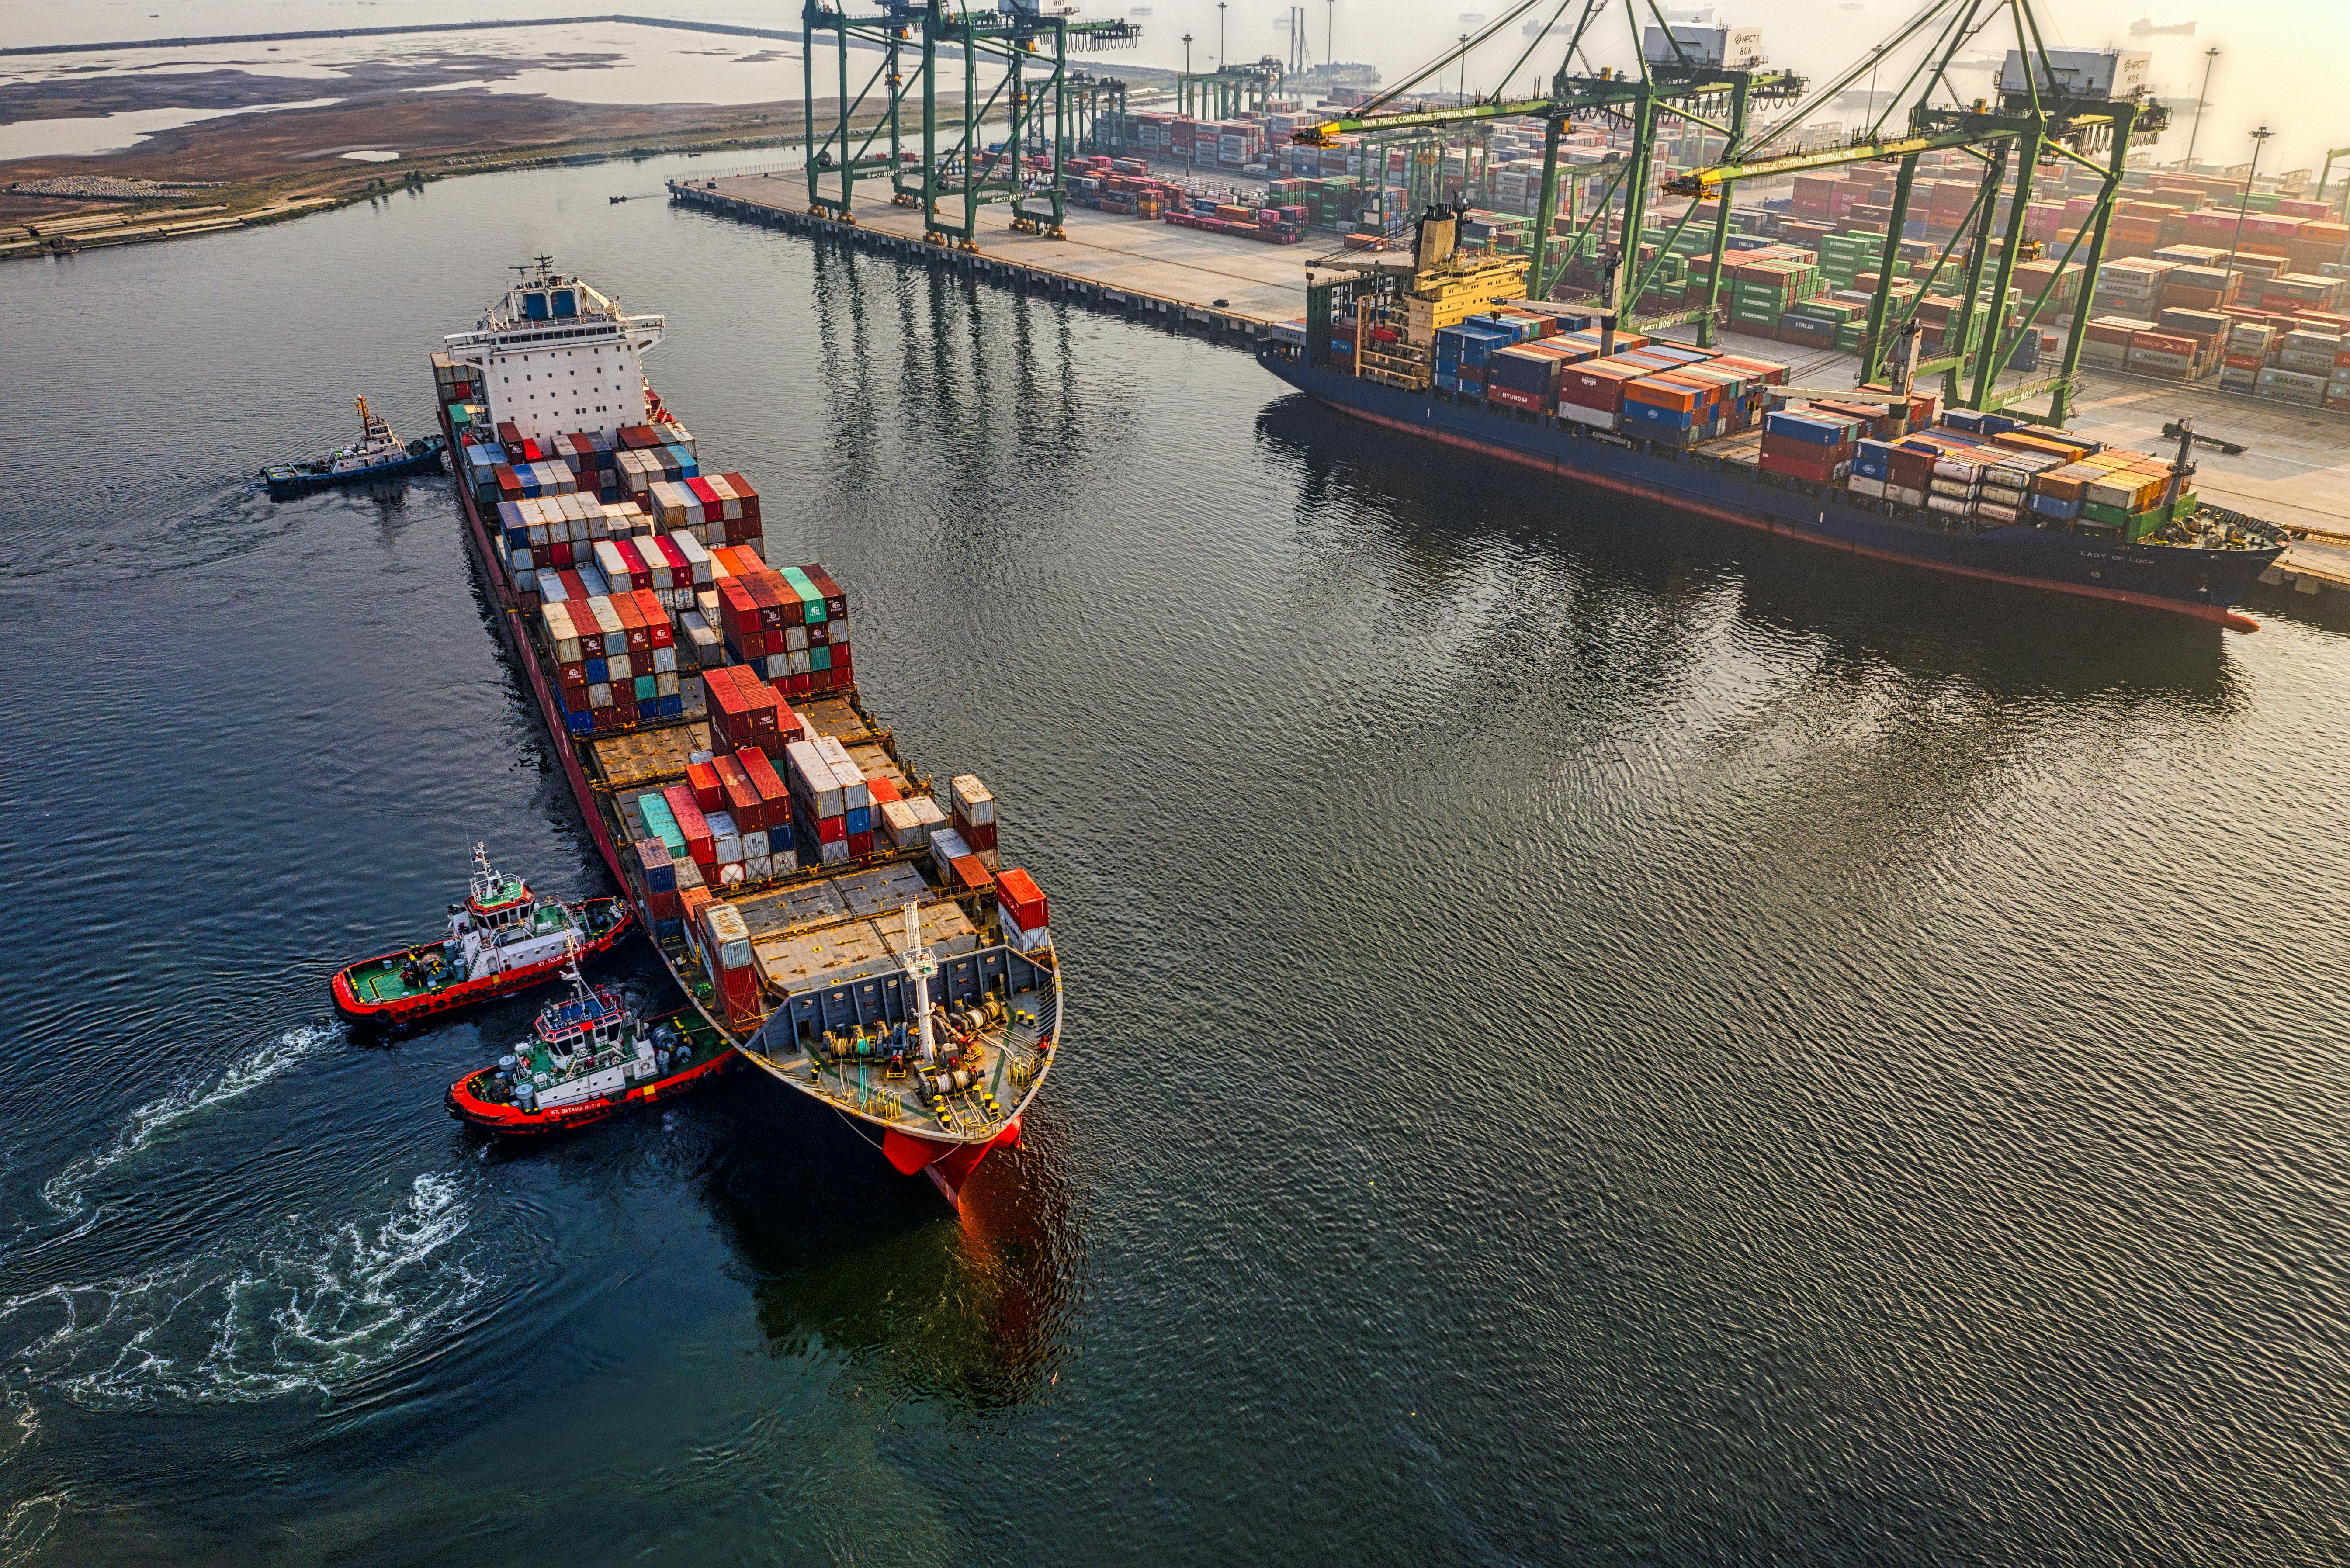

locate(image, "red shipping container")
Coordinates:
1760 449 1850 484
831 646 853 677
847 831 875 858
715 754 761 831
558 658 586 687
949 855 995 896
737 747 793 831
686 758 724 812
1489 384 1547 412
1560 361 1643 412
801 565 848 620
866 774 901 806
815 814 846 844
637 590 673 648
685 475 723 510
786 672 811 696
996 867 1047 931
663 784 714 865
954 819 998 853
722 472 762 522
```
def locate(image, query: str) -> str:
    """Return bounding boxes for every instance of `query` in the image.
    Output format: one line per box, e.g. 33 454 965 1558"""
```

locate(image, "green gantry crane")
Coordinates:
801 0 1140 247
1293 0 1804 348
1666 0 2168 423
1297 0 2167 424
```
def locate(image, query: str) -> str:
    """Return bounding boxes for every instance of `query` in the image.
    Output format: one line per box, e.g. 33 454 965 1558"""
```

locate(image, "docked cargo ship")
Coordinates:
1261 211 2284 627
429 262 1060 1201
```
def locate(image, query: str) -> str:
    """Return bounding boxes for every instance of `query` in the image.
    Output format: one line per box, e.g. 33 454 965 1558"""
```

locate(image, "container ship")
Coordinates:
427 262 1059 1202
1259 210 2284 627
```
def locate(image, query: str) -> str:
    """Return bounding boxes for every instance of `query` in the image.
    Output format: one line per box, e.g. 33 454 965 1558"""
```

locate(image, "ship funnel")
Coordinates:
1414 204 1462 273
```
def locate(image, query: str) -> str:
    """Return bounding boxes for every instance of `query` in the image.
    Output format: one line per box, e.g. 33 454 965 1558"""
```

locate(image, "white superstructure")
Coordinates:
443 258 665 446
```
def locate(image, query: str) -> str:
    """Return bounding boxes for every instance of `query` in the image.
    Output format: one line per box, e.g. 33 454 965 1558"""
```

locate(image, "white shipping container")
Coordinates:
1849 475 1887 498
882 798 926 848
1011 922 1052 954
930 827 971 878
817 737 869 809
820 839 849 865
742 829 769 860
949 774 995 825
707 810 742 864
745 854 772 882
785 740 842 817
1558 404 1615 430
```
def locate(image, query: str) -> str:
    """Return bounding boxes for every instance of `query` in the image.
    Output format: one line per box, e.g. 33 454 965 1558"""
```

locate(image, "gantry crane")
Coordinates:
1295 0 2164 424
1664 0 2167 422
801 0 1139 247
1293 0 1804 348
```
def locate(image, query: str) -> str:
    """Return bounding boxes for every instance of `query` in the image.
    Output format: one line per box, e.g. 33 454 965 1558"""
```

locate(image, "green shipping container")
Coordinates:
2079 498 2133 528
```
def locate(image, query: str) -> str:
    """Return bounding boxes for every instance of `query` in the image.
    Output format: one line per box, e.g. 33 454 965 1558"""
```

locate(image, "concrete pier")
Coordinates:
671 174 1312 341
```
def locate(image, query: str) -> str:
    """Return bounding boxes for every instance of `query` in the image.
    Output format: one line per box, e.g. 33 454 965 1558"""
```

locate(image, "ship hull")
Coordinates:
1260 352 2277 630
444 1029 738 1135
330 897 633 1024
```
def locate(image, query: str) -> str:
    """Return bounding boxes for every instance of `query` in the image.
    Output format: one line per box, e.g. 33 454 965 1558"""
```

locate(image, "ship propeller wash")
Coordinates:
431 260 1061 1200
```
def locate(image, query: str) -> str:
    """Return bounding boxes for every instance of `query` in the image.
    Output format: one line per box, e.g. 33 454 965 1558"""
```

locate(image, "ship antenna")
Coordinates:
900 903 939 1065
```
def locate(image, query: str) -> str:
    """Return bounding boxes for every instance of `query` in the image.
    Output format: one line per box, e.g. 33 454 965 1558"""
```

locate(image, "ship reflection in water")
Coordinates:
708 1094 1083 1413
1253 391 2246 704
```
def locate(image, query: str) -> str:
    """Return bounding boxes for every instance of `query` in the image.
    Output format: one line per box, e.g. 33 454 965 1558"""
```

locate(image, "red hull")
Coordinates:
331 901 633 1023
882 1115 1029 1205
445 1046 737 1135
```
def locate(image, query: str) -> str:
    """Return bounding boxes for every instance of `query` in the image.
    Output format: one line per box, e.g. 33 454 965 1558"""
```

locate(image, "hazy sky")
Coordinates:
7 0 2345 177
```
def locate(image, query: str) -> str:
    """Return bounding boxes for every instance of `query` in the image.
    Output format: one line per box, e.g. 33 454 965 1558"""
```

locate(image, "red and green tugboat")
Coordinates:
445 948 735 1133
332 844 632 1023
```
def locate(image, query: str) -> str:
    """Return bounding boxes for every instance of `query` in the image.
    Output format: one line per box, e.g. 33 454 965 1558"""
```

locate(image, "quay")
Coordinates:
670 174 1305 344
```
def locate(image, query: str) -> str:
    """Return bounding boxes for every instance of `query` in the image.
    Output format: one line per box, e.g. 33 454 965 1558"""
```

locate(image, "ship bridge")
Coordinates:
444 260 665 446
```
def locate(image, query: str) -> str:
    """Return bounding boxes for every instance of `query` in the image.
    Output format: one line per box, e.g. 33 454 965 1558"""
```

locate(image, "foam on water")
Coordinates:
2 1172 489 1407
39 1024 334 1225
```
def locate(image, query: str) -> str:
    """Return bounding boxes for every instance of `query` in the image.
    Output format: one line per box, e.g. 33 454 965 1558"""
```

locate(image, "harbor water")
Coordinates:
1 153 2345 1565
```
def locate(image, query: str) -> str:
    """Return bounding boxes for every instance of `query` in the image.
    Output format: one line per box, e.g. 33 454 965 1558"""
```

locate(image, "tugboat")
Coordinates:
262 395 446 498
331 844 632 1024
445 947 735 1133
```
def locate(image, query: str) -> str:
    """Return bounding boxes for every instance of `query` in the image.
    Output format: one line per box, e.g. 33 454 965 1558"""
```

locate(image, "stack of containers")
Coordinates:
705 664 795 754
882 791 949 851
946 775 996 871
1557 357 1646 430
2221 322 2274 393
815 735 875 858
1484 342 1578 412
1619 371 1712 446
1757 407 1861 484
1920 442 1986 524
995 867 1051 954
699 901 761 1028
783 738 856 866
927 824 992 896
633 837 682 941
1435 322 1515 396
431 353 478 408
543 589 683 734
1850 436 1896 498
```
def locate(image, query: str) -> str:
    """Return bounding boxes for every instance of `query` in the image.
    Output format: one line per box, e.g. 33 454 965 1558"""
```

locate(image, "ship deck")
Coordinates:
749 973 1055 1140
